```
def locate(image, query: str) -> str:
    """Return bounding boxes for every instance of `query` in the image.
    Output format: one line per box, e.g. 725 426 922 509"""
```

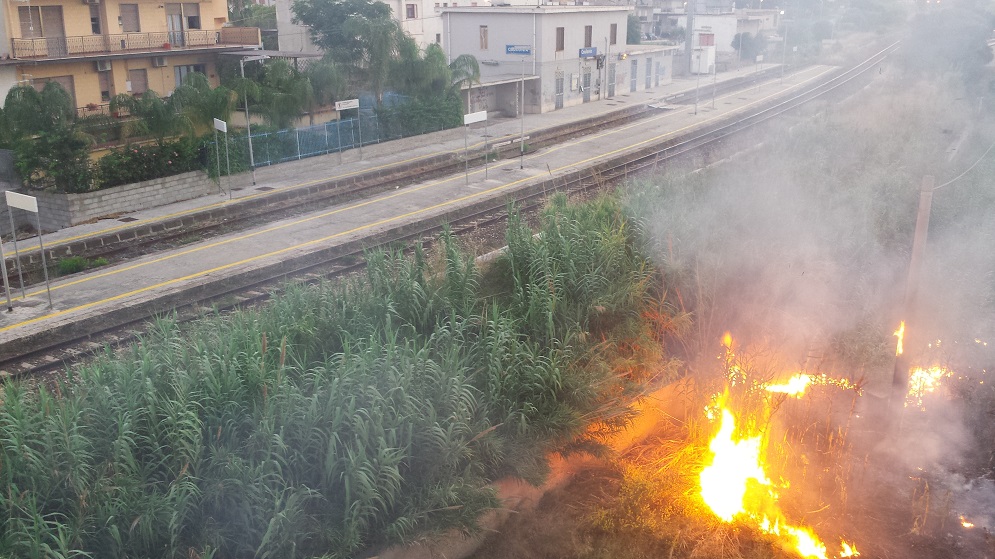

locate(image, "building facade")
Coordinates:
0 0 261 111
443 6 675 115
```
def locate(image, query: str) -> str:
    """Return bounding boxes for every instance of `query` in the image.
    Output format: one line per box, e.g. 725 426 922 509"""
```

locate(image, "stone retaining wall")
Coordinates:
30 171 217 232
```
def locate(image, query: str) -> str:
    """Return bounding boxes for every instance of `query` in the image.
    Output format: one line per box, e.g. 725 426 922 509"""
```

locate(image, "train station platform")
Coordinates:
0 62 843 365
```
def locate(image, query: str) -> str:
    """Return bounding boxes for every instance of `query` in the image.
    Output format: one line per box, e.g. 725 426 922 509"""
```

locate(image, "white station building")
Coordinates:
442 5 677 115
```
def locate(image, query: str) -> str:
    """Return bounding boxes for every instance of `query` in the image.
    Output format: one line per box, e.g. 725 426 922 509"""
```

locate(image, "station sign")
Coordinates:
5 191 38 213
505 44 532 56
579 47 598 59
463 110 487 125
335 99 360 111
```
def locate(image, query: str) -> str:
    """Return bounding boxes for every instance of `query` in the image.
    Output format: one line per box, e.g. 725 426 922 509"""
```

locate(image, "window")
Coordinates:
584 25 592 48
90 4 101 34
33 75 76 107
435 33 441 43
405 4 416 19
128 68 148 95
98 69 112 102
174 64 206 87
556 27 564 51
479 25 488 50
18 6 42 38
184 3 201 29
610 23 617 45
119 4 140 33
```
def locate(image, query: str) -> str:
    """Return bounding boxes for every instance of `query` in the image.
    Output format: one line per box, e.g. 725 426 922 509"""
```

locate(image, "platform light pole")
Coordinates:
780 11 787 85
239 54 269 185
521 54 527 169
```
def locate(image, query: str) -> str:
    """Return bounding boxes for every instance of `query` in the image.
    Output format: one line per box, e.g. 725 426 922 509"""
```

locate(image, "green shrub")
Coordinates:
375 95 463 140
95 137 202 188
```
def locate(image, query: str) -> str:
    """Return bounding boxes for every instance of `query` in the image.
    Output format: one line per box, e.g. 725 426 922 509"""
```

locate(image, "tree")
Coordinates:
449 54 480 90
628 14 642 44
5 83 93 192
172 72 238 133
110 90 189 145
449 53 481 111
306 59 348 124
255 59 314 128
292 0 394 62
732 32 767 61
391 40 451 100
3 82 75 140
342 13 406 105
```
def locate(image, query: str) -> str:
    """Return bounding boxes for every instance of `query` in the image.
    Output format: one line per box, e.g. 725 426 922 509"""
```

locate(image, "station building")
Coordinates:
442 5 676 116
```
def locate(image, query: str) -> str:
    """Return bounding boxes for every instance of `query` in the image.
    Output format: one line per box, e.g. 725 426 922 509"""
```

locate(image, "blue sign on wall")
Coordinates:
579 47 598 58
506 44 533 56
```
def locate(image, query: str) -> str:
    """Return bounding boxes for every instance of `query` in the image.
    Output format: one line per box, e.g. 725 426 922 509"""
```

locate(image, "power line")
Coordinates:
933 133 995 191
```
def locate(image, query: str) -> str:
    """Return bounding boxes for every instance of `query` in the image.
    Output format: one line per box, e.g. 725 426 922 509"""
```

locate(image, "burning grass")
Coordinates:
472 330 995 559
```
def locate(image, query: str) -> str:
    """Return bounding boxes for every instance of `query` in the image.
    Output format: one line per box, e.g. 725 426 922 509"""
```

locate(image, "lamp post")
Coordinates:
694 48 701 115
780 11 787 85
520 54 527 169
239 54 269 185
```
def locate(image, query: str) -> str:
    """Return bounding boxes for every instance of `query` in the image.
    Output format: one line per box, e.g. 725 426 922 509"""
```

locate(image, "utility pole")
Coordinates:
890 175 935 412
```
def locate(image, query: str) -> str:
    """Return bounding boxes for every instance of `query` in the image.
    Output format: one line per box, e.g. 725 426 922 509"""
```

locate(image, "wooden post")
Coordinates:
891 175 935 408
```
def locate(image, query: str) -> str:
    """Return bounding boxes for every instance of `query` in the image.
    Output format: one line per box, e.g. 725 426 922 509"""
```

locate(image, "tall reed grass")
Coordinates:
0 194 678 558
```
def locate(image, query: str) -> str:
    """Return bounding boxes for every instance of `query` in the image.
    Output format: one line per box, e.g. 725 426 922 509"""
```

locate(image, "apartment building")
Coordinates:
0 0 261 112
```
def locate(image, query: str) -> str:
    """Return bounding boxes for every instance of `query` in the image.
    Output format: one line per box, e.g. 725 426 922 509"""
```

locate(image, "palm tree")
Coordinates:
110 90 189 145
171 72 238 134
305 59 347 125
449 53 481 112
390 39 450 100
255 59 314 129
3 82 75 139
343 14 405 105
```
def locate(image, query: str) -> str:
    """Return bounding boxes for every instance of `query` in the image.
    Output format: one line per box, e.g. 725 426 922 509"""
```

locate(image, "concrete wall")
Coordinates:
0 67 18 106
275 0 322 55
7 170 217 233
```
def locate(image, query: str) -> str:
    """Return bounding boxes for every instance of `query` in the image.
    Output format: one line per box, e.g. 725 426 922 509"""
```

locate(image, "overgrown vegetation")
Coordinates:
0 195 679 558
57 256 109 276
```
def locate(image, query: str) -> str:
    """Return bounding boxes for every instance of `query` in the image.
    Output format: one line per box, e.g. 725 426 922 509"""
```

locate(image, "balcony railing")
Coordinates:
10 27 260 60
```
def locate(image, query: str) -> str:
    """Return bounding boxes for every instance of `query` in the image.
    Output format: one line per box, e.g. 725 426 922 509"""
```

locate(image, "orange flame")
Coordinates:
722 331 734 351
698 397 853 558
840 541 860 557
699 403 768 521
766 373 814 396
765 373 859 398
960 516 975 529
894 321 905 356
906 365 952 409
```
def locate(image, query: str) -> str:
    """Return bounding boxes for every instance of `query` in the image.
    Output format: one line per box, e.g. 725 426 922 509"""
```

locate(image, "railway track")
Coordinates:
3 66 783 283
0 41 900 379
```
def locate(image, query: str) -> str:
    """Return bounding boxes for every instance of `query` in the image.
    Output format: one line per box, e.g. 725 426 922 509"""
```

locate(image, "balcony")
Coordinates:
9 27 260 61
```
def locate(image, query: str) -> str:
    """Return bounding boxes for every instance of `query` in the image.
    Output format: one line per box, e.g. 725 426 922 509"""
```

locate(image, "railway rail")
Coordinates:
0 41 900 378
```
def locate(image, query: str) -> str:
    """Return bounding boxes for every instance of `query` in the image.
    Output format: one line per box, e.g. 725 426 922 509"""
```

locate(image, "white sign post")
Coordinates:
463 110 488 186
0 236 12 312
214 118 232 200
5 191 52 308
335 99 362 159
